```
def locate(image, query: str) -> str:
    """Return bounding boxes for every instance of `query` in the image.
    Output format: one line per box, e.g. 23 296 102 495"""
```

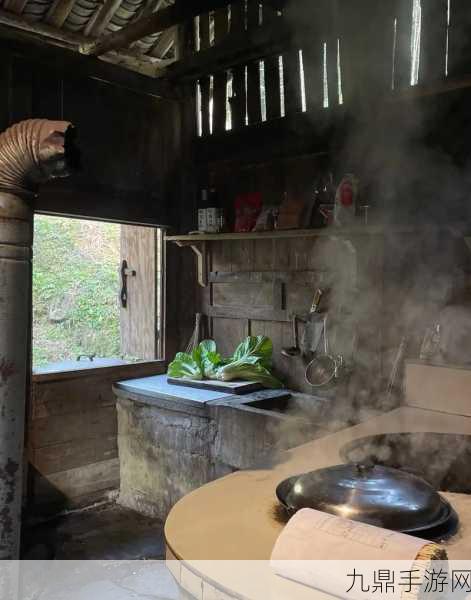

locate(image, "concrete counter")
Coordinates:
113 375 325 520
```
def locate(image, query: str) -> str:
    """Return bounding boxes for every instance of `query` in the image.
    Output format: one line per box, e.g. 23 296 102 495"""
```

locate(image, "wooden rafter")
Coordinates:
128 0 167 50
148 24 176 58
2 0 29 15
0 22 177 98
0 7 84 48
85 0 125 38
80 0 285 57
166 20 290 81
80 0 253 57
134 0 167 23
0 8 172 81
45 0 77 28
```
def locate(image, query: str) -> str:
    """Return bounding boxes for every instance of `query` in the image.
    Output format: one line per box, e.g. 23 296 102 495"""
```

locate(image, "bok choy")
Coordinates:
167 336 283 389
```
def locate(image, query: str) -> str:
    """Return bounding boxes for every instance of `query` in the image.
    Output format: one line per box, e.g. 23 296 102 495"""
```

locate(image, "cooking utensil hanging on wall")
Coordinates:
302 288 325 356
310 288 323 314
305 315 343 387
385 335 407 406
281 314 301 357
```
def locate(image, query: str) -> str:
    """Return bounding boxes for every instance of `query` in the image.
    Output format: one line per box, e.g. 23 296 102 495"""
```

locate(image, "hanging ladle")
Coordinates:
282 314 301 357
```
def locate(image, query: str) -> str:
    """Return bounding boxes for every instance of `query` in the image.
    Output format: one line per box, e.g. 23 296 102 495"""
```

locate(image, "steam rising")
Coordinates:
258 1 471 496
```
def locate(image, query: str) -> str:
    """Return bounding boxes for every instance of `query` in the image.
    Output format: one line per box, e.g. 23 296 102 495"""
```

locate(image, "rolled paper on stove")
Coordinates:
270 508 447 600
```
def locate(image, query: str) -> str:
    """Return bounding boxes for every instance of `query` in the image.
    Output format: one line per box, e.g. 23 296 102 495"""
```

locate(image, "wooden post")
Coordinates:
283 48 302 115
230 0 245 32
230 64 246 129
447 0 471 79
302 43 323 112
246 0 260 29
246 60 262 124
420 0 448 83
212 71 227 133
264 53 281 120
199 12 211 50
213 5 228 43
200 75 211 135
394 0 413 89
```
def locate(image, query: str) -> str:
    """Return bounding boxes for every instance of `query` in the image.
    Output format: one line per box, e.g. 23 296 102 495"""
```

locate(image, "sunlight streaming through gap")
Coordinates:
226 71 233 130
299 50 307 112
410 0 422 85
244 66 249 125
196 81 202 136
209 75 214 134
337 39 343 105
260 60 267 121
323 42 329 108
279 55 285 117
195 16 201 52
209 11 215 46
445 0 451 76
392 18 398 89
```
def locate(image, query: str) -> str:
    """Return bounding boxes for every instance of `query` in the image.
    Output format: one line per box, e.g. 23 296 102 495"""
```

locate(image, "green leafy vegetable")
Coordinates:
231 336 273 368
214 361 282 389
167 336 283 389
199 339 223 378
167 350 204 380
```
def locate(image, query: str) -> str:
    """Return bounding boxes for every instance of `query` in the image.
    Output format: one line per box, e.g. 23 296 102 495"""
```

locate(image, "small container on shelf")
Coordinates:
334 174 360 227
197 185 225 233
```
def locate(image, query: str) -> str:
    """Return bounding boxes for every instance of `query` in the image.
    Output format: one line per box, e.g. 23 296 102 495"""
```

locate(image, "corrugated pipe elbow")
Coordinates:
0 119 79 197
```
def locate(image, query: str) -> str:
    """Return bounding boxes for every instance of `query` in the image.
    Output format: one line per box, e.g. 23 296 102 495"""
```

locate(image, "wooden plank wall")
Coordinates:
28 362 166 515
203 234 364 395
172 0 471 408
200 221 469 407
0 42 193 512
185 0 460 141
196 154 383 400
0 45 180 227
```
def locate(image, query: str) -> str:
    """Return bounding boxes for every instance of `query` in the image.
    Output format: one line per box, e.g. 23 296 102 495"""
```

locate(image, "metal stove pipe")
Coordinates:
0 119 77 559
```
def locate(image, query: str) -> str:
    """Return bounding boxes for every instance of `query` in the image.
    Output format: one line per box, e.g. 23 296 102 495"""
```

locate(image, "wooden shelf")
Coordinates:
166 224 466 287
165 226 421 288
165 225 422 244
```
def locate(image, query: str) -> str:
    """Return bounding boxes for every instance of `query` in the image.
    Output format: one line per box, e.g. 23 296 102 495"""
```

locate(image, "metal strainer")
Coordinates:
305 315 343 387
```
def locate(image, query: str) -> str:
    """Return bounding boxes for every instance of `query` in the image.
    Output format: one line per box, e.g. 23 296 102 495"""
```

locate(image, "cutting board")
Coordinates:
167 377 262 394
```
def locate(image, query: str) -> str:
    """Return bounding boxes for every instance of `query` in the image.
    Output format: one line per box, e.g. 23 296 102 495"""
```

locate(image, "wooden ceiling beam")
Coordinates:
0 9 177 97
80 0 283 57
0 7 84 48
45 0 76 28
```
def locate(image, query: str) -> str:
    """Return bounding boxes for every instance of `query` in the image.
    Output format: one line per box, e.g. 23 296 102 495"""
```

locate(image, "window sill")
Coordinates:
32 360 167 384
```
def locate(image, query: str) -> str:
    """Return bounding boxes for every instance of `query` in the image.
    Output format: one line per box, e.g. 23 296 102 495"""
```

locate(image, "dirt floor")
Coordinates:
14 503 179 600
21 503 166 560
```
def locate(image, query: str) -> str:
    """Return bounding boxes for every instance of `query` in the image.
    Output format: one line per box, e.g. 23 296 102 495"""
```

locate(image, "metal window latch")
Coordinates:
121 259 136 308
77 354 96 362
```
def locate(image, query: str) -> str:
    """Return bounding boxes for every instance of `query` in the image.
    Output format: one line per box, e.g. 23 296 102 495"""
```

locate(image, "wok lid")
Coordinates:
276 463 452 533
